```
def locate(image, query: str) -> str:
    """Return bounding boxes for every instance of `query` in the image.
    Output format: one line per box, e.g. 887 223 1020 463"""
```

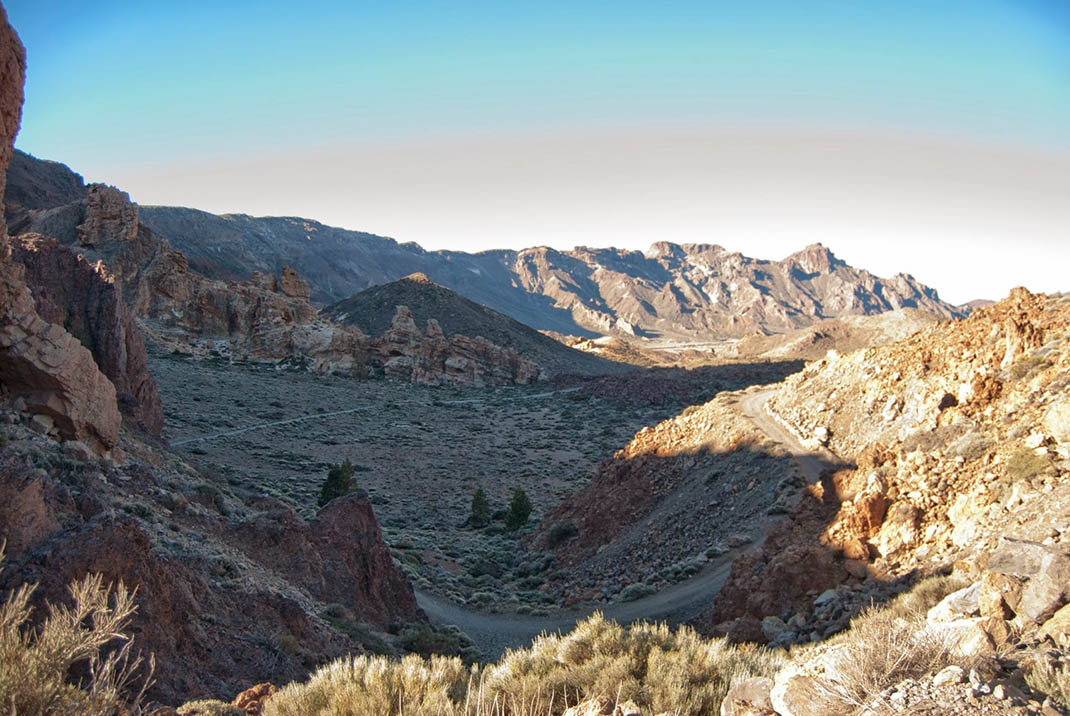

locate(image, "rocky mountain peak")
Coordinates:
785 242 843 275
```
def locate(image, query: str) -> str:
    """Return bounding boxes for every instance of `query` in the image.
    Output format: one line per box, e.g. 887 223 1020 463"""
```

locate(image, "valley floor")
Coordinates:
150 348 679 613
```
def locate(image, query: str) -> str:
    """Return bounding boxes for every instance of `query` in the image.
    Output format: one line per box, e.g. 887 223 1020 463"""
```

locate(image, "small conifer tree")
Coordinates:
469 488 491 527
318 459 357 507
504 487 532 531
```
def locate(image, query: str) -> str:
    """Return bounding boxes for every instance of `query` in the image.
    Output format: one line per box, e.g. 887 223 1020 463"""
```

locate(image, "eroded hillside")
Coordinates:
709 288 1070 643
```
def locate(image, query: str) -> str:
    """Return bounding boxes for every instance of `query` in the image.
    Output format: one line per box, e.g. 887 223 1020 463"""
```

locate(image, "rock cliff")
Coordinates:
0 5 425 705
324 272 618 376
0 5 121 455
10 233 164 435
5 155 963 340
8 172 546 385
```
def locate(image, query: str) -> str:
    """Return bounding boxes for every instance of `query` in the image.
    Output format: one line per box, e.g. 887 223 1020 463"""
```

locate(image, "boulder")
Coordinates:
987 538 1055 579
928 582 981 622
770 644 849 716
1037 602 1070 645
720 677 774 716
978 571 1023 620
231 682 277 715
1017 549 1070 626
1044 400 1070 445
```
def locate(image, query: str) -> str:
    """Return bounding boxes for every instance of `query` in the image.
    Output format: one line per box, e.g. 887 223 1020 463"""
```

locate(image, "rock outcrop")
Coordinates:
0 413 424 703
77 183 138 247
372 305 540 386
0 5 121 455
324 272 616 376
7 170 545 385
10 233 163 435
226 494 419 628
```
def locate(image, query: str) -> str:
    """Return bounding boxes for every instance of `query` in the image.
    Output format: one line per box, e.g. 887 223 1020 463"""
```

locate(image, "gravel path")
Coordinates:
415 387 841 658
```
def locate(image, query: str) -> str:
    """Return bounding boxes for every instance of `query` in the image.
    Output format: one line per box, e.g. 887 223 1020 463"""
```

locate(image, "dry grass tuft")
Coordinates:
0 546 153 715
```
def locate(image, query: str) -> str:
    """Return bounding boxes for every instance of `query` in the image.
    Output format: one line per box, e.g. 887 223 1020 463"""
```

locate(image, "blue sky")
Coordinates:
6 1 1070 303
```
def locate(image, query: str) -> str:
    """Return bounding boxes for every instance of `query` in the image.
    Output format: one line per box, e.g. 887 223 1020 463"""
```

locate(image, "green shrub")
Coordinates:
397 624 476 659
318 459 357 507
546 521 579 548
504 488 532 531
619 583 657 602
469 488 491 528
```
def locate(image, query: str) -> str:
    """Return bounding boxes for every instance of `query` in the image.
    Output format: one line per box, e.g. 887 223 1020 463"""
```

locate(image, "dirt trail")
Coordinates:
416 387 841 658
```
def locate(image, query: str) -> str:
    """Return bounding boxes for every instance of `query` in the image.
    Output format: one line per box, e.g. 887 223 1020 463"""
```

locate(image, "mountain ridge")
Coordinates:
3 150 961 341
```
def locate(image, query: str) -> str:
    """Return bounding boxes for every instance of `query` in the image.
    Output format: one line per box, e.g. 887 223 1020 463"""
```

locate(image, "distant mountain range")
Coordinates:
8 150 965 340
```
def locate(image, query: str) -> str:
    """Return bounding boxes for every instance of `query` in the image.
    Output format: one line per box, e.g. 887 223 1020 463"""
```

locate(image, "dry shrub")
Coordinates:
882 574 970 619
263 653 470 716
0 547 153 715
178 700 246 715
807 575 977 714
263 613 785 716
1005 447 1051 483
1025 649 1070 709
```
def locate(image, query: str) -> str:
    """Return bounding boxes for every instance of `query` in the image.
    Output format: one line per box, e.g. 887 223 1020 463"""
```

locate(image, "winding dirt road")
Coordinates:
415 387 842 657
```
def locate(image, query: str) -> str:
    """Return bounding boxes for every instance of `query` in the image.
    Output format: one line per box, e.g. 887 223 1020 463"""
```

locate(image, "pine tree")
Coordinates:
319 459 357 507
469 487 491 527
504 487 532 531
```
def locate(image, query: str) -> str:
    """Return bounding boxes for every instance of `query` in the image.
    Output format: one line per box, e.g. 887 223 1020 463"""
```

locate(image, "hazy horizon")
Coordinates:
8 0 1069 306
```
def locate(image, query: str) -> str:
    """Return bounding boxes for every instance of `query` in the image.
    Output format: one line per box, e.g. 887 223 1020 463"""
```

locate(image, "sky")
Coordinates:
6 0 1070 305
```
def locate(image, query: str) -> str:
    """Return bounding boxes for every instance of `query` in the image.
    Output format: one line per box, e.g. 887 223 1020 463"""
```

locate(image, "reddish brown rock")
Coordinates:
11 233 164 435
77 183 138 247
227 494 420 627
278 265 309 300
231 682 277 715
979 571 1023 620
0 3 22 237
